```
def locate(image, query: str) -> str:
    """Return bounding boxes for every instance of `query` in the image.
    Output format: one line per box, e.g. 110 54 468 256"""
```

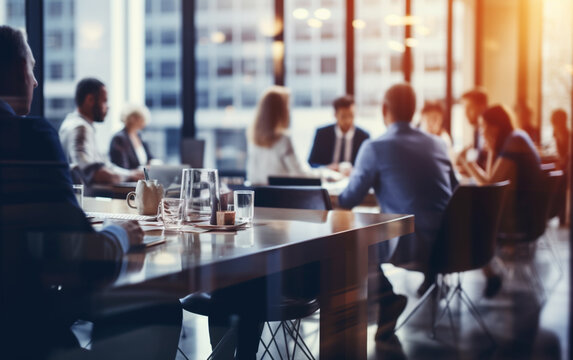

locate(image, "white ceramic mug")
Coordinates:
126 179 164 215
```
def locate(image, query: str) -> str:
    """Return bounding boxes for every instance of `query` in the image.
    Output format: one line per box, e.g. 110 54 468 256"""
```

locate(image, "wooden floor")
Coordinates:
176 221 570 360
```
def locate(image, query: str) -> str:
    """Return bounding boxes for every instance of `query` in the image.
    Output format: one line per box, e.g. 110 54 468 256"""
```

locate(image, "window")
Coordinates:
320 56 337 74
146 61 153 79
161 93 178 108
241 27 257 42
160 0 176 13
216 89 233 108
196 59 209 78
46 31 63 49
241 58 257 76
294 24 311 41
321 90 336 107
7 0 25 18
160 60 176 78
49 62 63 80
295 56 311 75
362 54 381 74
161 30 176 45
197 90 209 108
145 95 155 108
146 0 152 14
196 0 208 11
294 91 312 107
241 89 257 107
48 0 63 17
146 30 153 46
219 27 233 44
195 2 274 172
217 58 233 77
217 0 233 10
321 23 336 40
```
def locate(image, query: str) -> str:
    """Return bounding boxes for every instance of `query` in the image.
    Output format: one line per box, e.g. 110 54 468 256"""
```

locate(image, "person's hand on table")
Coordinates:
326 163 339 172
127 169 145 181
117 220 144 247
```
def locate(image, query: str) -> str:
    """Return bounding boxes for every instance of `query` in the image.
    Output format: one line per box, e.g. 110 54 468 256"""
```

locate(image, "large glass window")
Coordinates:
39 0 183 164
194 0 274 173
541 0 572 145
285 0 346 166
1 0 26 31
354 0 403 138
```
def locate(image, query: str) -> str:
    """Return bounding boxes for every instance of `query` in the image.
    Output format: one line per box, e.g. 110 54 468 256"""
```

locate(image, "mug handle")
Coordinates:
126 191 137 209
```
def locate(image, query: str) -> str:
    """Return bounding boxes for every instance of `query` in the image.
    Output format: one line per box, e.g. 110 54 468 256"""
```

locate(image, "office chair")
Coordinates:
395 181 509 345
497 171 563 300
181 186 331 359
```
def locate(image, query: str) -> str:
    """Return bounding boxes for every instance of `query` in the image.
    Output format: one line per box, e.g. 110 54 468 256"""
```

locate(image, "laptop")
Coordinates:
145 165 188 195
268 176 322 186
181 138 205 168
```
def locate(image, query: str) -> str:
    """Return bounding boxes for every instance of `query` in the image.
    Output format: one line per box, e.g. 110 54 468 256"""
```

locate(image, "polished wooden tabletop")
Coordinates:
85 197 413 359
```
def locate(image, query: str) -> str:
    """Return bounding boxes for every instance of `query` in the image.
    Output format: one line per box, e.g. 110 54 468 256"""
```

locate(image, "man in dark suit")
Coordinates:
308 95 370 174
0 26 181 359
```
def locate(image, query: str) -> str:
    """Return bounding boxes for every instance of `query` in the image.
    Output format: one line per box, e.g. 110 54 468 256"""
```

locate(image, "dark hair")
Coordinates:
461 87 488 108
75 78 105 107
482 104 515 156
383 83 416 122
0 26 28 90
332 95 354 112
421 100 444 115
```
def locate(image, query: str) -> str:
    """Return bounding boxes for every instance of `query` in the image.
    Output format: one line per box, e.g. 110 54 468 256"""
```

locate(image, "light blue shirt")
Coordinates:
339 121 457 263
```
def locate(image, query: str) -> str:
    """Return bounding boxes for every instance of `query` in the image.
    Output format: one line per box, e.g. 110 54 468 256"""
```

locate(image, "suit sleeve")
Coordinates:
307 130 323 168
109 134 130 169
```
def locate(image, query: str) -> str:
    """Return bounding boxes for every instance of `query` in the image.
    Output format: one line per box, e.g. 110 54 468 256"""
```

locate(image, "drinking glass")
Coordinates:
181 169 220 224
72 184 84 209
234 190 254 223
161 198 183 231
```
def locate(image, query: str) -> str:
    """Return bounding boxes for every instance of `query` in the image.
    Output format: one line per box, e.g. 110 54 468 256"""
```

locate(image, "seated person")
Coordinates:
247 86 314 185
0 26 181 359
110 104 157 170
419 100 452 149
456 104 543 297
551 108 570 171
339 83 457 340
307 95 370 175
59 78 143 184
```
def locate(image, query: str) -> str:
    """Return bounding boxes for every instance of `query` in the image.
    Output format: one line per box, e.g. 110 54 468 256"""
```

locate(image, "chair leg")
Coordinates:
394 283 437 332
457 288 496 345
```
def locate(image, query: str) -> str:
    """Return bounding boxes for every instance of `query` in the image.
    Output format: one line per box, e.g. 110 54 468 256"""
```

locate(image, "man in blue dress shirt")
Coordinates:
339 83 457 340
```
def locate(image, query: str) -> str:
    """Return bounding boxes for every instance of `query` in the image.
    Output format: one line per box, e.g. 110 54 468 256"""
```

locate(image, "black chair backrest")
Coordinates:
546 170 565 220
253 186 332 210
433 181 508 274
268 176 322 186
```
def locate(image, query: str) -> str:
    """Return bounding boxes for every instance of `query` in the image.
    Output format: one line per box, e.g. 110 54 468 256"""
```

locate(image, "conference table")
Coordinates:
85 197 413 359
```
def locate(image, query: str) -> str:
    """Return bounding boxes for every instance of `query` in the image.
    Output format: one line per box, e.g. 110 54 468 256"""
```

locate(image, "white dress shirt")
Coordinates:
332 126 355 164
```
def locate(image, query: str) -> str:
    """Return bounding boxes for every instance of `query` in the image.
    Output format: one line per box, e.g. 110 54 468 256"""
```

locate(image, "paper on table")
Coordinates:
179 225 211 233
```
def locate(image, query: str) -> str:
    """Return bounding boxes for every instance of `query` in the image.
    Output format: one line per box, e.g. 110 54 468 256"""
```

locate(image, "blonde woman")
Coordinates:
246 86 309 185
109 104 154 169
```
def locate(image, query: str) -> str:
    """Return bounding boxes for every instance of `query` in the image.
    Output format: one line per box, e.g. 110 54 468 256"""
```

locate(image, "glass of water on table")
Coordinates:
233 190 254 225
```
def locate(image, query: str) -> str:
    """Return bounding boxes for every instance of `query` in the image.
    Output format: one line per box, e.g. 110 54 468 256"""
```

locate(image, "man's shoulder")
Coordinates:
316 124 336 134
354 126 370 138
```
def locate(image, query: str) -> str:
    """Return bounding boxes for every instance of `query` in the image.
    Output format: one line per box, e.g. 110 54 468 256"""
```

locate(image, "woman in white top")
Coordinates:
246 86 309 185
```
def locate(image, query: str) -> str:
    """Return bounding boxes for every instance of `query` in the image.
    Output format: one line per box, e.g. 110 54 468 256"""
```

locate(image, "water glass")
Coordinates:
161 198 183 231
234 190 254 223
73 184 84 209
181 168 220 224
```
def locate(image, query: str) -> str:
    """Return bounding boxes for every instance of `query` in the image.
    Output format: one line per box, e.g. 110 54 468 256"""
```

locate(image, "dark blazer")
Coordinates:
0 100 125 357
109 128 153 169
307 124 370 167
